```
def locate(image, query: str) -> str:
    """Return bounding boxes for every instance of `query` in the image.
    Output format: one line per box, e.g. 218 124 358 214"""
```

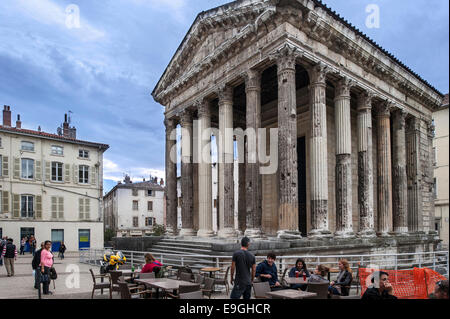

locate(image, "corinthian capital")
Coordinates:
308 62 329 85
357 90 374 112
375 100 395 117
393 109 408 129
179 109 193 127
164 117 176 130
270 44 302 72
196 98 211 118
242 69 261 92
335 77 354 97
217 84 234 103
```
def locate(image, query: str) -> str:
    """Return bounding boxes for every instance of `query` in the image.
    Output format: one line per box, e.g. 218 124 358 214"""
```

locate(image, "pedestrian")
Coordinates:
30 236 37 256
20 237 26 255
58 242 66 260
32 242 45 289
2 238 17 277
40 240 54 295
0 237 6 267
230 237 256 300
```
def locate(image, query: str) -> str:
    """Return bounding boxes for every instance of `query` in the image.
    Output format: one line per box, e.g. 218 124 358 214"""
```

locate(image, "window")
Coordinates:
132 189 138 196
147 201 153 211
147 190 154 197
21 195 34 218
51 145 63 156
79 149 89 159
51 162 63 182
145 217 155 227
132 200 139 211
21 159 34 179
79 165 89 184
21 141 34 151
133 216 139 228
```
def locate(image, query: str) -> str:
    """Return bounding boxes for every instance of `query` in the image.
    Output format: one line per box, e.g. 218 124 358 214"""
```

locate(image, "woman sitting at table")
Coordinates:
328 259 353 296
141 253 163 274
308 265 330 283
288 258 310 291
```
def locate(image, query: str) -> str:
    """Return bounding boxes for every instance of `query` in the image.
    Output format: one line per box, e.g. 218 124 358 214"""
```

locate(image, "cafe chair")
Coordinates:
194 273 205 285
89 269 112 299
118 281 152 299
180 291 204 299
252 281 271 299
166 284 201 299
202 277 215 299
214 267 230 295
281 268 289 287
180 272 193 282
139 272 155 279
305 282 329 299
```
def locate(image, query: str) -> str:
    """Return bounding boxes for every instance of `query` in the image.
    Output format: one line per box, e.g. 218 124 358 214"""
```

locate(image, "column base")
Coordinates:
309 229 333 239
217 228 238 239
244 228 265 239
358 230 377 238
334 230 356 239
376 231 393 237
393 227 409 236
277 230 302 240
179 228 197 237
197 229 215 238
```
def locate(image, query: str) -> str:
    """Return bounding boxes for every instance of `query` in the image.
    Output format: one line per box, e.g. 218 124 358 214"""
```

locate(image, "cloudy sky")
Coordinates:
0 0 448 194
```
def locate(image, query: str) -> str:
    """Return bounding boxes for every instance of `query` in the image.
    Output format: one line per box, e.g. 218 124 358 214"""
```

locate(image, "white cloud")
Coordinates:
103 158 164 182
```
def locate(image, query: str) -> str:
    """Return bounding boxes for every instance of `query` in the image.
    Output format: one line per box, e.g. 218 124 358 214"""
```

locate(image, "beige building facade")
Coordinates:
433 95 449 249
153 0 444 244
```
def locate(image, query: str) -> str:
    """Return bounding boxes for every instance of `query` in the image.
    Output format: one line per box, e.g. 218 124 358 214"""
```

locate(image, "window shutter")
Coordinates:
85 198 90 220
79 198 84 219
13 194 20 218
13 157 20 179
91 166 96 186
45 161 51 181
64 164 70 183
2 191 9 213
58 197 64 219
35 160 42 181
2 156 8 177
51 196 57 219
74 165 78 184
35 195 42 219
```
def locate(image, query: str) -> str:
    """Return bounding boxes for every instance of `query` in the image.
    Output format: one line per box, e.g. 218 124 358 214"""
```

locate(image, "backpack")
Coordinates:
49 267 57 280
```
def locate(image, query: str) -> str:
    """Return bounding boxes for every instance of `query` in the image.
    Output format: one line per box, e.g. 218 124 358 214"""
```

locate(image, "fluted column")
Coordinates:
179 110 196 236
376 102 393 236
392 109 408 235
238 160 246 235
272 45 301 239
165 118 178 236
243 69 264 238
217 84 236 238
334 78 355 238
197 99 214 237
357 92 376 237
406 116 423 233
308 62 332 238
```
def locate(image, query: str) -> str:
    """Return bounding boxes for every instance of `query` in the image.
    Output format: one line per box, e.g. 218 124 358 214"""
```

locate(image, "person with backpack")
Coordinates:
32 242 44 289
2 238 17 277
0 237 6 267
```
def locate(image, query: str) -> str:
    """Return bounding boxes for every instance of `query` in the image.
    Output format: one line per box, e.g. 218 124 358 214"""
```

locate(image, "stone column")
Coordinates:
196 99 214 237
406 116 423 233
217 84 236 238
334 78 355 238
238 161 246 235
243 69 264 238
165 118 178 236
273 45 301 239
308 62 332 238
392 109 408 235
426 120 436 234
357 92 376 237
376 102 393 236
179 110 196 236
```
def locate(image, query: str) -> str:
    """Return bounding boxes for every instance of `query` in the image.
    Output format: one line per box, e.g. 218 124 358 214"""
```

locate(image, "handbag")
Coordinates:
49 267 57 280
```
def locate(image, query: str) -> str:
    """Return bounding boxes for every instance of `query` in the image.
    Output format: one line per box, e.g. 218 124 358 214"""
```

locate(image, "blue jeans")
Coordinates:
328 286 340 295
230 283 252 300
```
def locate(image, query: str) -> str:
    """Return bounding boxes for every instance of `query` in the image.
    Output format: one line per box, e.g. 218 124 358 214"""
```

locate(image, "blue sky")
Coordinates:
0 0 448 194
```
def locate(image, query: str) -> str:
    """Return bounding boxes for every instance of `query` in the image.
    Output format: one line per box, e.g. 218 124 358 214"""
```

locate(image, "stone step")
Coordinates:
151 246 213 255
155 241 213 249
159 239 214 248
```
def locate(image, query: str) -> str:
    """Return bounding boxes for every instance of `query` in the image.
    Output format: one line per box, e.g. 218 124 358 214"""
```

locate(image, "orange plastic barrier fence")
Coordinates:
359 267 447 299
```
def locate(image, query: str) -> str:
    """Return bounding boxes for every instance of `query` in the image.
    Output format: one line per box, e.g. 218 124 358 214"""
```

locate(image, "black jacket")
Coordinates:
32 248 42 270
362 287 398 300
333 270 353 296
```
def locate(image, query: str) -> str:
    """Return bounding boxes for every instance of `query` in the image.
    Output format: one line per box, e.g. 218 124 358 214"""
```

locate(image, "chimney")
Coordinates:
63 113 69 137
2 105 11 127
16 114 21 129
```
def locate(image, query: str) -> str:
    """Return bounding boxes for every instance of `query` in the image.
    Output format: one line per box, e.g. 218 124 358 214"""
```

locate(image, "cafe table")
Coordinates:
284 277 308 285
266 289 317 299
135 278 199 299
200 267 221 278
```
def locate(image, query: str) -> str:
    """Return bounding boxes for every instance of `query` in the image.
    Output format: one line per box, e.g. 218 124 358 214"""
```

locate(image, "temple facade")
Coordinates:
152 0 444 245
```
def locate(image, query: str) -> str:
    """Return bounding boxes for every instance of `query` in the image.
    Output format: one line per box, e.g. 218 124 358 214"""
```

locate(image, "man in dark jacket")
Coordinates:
32 242 44 289
256 252 283 291
2 238 17 277
362 271 398 300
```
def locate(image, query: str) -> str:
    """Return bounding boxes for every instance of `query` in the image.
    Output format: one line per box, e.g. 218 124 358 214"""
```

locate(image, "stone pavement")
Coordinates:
0 252 230 299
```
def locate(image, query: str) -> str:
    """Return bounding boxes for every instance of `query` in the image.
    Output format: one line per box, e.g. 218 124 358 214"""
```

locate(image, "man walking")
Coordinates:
230 237 256 300
2 238 17 277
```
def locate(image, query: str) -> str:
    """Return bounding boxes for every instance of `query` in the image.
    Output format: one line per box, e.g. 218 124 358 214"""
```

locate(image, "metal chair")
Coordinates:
252 281 271 299
180 290 204 299
180 272 193 282
89 269 111 299
139 272 155 279
202 277 215 299
177 266 193 279
118 281 152 299
166 284 201 299
281 267 289 287
305 282 329 299
214 267 230 294
194 273 205 285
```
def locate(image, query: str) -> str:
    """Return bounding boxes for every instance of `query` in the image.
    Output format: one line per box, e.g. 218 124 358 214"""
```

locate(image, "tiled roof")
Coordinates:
0 125 109 150
104 180 165 198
